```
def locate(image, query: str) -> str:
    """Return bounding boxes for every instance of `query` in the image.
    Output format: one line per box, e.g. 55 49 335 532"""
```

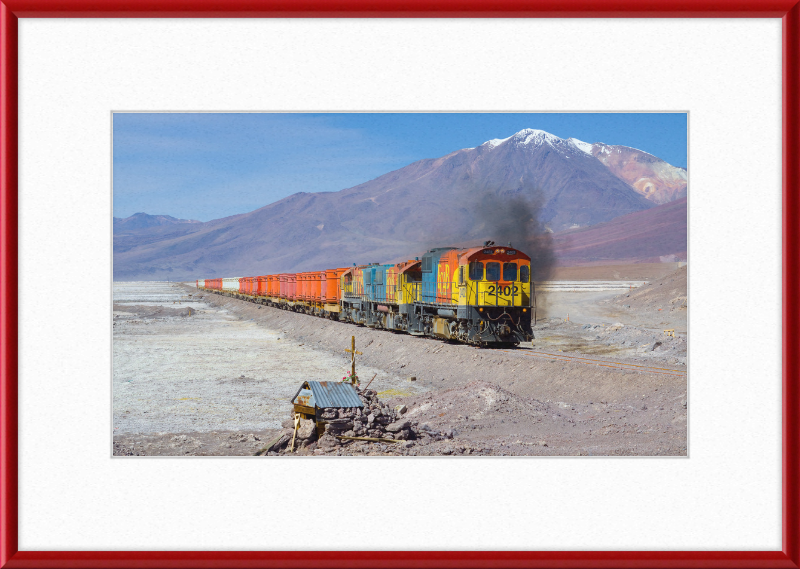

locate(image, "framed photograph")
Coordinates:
2 1 798 567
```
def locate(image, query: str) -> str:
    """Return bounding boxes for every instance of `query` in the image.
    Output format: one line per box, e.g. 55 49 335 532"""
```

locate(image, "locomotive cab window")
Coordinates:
486 262 501 282
468 261 484 281
458 266 464 285
375 271 383 285
503 262 517 282
520 264 530 283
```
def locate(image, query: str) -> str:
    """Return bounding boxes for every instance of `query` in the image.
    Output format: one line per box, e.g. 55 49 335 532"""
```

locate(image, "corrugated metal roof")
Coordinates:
292 381 364 409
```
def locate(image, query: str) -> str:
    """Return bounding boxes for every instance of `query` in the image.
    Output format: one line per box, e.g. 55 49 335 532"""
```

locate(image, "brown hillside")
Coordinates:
552 197 686 265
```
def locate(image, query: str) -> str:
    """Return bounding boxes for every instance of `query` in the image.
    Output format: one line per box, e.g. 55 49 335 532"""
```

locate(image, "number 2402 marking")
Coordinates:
487 285 518 295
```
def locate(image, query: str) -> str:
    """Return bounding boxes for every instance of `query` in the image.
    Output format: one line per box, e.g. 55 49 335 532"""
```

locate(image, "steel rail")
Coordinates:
523 349 688 373
501 349 687 377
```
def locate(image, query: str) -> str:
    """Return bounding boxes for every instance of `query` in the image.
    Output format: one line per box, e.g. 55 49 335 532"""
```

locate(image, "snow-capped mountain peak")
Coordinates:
511 128 563 146
470 128 686 204
479 128 604 153
481 136 512 149
568 138 594 155
480 128 567 150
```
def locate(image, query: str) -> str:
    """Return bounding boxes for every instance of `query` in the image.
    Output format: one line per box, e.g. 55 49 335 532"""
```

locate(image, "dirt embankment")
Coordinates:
609 265 687 314
539 265 688 334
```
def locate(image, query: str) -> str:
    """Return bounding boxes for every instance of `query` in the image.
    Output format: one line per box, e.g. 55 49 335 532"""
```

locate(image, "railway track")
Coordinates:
501 349 687 377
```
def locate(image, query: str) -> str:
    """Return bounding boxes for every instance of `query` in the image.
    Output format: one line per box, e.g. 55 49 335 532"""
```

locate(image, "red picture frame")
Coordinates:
1 1 798 567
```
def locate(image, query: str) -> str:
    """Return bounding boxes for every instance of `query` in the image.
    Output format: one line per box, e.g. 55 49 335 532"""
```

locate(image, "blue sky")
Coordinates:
113 113 687 222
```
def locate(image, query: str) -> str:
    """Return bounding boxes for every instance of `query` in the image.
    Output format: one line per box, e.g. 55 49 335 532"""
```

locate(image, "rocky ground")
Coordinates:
113 266 688 457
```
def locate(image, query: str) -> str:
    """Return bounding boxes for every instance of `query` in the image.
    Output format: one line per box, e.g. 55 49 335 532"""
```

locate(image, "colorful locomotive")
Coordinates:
197 243 535 346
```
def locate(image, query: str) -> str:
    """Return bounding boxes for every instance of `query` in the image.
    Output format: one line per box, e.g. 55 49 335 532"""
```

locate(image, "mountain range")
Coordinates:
113 128 687 281
114 213 201 231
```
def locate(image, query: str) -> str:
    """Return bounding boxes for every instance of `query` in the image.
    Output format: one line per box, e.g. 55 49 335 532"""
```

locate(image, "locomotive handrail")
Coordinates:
342 278 525 307
342 282 400 304
407 281 524 307
408 281 457 305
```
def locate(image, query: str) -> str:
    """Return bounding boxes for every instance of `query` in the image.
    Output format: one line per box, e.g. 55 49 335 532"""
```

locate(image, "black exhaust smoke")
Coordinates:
472 189 555 282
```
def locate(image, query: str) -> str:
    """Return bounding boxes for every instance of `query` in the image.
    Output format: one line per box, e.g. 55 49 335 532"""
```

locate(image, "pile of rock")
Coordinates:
259 387 453 455
320 388 413 441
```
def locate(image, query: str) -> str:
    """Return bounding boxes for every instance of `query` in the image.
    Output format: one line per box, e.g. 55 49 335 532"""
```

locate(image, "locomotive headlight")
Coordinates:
523 308 527 312
478 307 483 312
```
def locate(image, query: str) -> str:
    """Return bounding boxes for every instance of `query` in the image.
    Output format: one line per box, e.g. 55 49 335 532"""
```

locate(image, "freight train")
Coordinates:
197 243 535 346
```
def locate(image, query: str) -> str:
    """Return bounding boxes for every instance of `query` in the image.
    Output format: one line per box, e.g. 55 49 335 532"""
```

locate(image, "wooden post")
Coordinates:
289 412 300 453
344 335 362 384
350 336 356 379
